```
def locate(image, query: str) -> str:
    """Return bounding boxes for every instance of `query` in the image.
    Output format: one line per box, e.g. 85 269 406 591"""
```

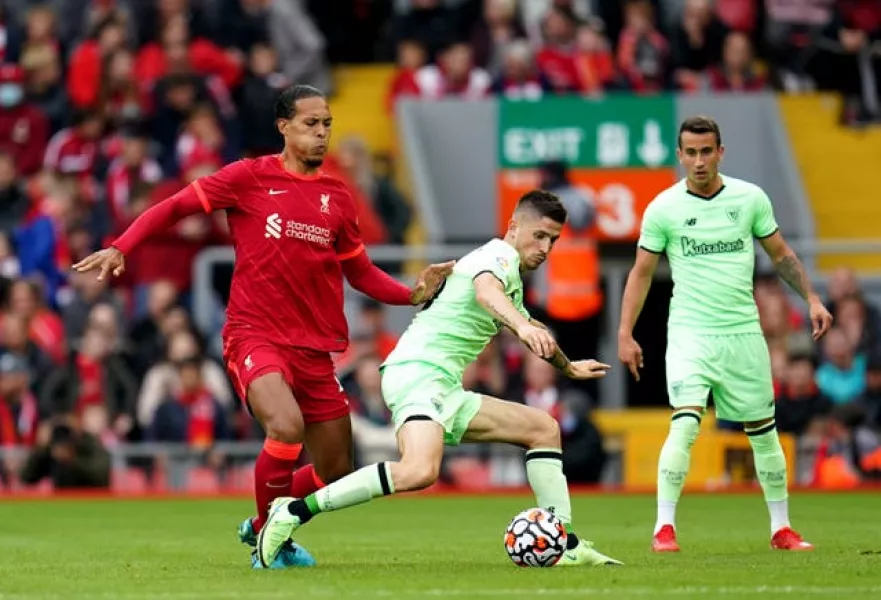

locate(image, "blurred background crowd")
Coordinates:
0 0 879 493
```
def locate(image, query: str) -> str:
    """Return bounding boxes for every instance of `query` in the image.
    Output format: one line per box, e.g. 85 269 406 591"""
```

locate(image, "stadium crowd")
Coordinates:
0 0 879 492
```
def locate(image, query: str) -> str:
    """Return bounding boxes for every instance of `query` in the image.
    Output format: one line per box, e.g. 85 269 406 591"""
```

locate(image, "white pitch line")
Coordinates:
3 587 881 600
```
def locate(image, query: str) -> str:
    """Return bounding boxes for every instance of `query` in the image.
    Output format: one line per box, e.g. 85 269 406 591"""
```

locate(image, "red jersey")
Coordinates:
193 155 364 353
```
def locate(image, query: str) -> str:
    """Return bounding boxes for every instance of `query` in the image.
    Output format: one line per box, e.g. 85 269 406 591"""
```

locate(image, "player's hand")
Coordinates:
517 323 558 359
808 295 834 341
566 359 611 380
409 260 456 305
71 247 126 281
617 333 644 381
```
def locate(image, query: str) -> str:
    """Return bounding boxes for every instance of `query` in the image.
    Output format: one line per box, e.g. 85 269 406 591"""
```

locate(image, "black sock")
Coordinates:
567 532 579 550
287 499 314 524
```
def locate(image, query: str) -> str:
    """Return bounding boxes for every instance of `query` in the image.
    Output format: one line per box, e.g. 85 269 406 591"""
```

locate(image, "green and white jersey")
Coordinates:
637 175 779 335
383 238 529 380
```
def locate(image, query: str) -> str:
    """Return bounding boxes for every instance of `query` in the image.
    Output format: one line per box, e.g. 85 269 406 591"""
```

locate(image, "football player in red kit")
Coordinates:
73 85 453 569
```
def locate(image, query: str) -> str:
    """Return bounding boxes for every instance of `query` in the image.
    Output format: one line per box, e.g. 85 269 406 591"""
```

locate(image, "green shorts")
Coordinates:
665 332 774 423
380 362 482 446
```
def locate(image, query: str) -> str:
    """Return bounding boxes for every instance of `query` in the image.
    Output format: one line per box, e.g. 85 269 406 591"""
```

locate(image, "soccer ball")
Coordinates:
503 508 567 567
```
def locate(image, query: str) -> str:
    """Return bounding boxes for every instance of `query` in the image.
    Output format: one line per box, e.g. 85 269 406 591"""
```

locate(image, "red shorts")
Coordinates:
223 337 350 424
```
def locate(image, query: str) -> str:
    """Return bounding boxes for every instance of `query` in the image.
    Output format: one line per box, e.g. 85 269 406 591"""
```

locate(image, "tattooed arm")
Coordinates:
758 231 834 339
472 273 557 359
528 318 575 373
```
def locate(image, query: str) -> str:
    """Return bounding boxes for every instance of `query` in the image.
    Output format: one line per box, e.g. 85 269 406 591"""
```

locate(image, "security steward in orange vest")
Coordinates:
526 161 603 398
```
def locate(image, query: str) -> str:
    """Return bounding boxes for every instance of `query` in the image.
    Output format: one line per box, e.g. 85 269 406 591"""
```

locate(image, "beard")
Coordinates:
304 157 324 169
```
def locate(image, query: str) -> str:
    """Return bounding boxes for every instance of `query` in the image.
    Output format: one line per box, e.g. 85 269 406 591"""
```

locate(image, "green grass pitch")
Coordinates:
1 492 879 599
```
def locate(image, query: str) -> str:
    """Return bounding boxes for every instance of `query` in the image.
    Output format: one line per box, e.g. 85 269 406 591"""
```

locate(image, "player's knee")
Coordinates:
262 411 304 444
531 412 561 449
518 409 560 450
669 410 701 449
395 459 440 492
314 458 353 485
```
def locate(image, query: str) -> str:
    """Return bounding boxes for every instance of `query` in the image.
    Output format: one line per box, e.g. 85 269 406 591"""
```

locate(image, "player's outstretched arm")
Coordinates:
340 252 454 306
72 187 206 280
758 231 833 340
617 248 660 381
473 273 556 358
529 318 610 380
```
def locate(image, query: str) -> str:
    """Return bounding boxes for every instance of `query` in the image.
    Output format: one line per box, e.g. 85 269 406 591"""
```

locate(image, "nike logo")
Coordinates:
266 482 289 488
269 189 288 195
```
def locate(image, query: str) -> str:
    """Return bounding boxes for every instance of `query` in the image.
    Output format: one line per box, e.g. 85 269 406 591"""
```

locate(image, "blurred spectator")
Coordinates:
671 0 727 91
469 0 527 75
707 31 767 92
0 63 50 176
815 327 867 405
128 279 178 377
836 294 881 357
616 0 668 93
21 39 68 134
56 0 137 52
135 13 243 92
775 355 831 437
388 38 428 109
7 279 66 364
820 0 881 123
263 0 332 93
812 403 881 488
334 135 412 245
175 103 225 171
348 354 397 465
415 41 491 98
390 0 463 62
0 314 54 394
59 273 124 344
235 42 288 156
335 299 400 375
0 4 23 64
492 39 547 99
861 352 881 429
535 5 581 94
98 48 151 127
105 121 163 234
0 151 29 236
19 411 111 489
765 0 834 85
0 352 39 451
521 0 593 47
19 5 63 79
137 329 232 432
573 18 617 95
66 14 129 110
43 108 104 181
147 351 233 450
39 324 137 439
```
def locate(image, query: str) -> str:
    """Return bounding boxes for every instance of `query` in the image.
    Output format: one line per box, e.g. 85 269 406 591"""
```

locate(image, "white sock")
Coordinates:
654 500 677 534
768 499 790 534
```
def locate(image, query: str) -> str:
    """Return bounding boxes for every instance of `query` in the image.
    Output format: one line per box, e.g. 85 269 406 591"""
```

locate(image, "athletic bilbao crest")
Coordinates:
726 209 740 222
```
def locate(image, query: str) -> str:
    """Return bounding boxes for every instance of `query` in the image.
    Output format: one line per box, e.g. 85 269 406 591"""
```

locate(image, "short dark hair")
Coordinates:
516 189 567 224
274 85 325 120
678 115 721 148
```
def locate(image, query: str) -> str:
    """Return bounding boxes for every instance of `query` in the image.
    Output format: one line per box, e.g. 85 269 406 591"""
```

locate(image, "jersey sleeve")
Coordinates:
638 200 667 253
464 245 517 288
752 188 779 239
190 160 251 212
335 190 365 260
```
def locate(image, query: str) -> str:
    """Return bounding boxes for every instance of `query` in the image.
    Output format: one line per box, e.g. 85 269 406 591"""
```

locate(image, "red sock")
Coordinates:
290 464 325 498
252 438 302 533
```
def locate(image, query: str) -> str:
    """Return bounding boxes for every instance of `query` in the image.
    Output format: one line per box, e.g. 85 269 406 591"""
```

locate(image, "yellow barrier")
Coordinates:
593 409 795 488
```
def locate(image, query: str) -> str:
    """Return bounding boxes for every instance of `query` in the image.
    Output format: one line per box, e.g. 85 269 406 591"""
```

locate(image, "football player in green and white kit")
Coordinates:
617 116 834 552
257 190 623 568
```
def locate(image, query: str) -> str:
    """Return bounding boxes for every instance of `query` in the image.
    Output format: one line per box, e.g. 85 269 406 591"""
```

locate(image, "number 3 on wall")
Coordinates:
575 183 637 238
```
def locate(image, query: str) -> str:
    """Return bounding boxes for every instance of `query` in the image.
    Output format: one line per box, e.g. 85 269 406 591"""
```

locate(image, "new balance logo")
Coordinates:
264 213 282 239
684 218 697 226
320 193 331 214
268 189 287 195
